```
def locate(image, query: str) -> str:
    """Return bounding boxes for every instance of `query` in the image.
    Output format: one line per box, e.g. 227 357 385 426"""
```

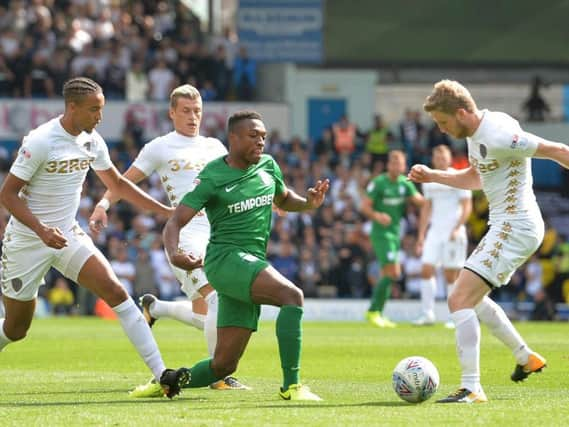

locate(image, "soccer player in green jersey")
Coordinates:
162 110 329 401
361 150 424 327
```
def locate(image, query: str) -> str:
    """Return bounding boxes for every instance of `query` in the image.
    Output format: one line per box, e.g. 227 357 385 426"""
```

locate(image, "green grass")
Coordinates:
0 318 568 426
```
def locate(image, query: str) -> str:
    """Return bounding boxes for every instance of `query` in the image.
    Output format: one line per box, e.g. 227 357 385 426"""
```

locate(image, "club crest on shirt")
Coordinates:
510 134 527 150
83 141 91 152
399 185 405 195
17 147 31 162
479 143 487 158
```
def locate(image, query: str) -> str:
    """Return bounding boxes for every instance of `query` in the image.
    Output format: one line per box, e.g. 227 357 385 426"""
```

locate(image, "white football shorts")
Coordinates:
167 230 210 300
421 228 467 269
465 218 544 288
1 223 102 301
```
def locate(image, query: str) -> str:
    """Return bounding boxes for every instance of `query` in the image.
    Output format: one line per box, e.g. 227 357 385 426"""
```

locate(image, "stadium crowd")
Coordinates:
0 0 255 101
0 1 566 321
0 109 567 321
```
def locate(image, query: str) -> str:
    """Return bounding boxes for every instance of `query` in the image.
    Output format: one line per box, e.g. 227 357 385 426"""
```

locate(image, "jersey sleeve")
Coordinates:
131 140 158 176
488 119 539 159
9 134 48 181
90 133 113 170
404 179 419 197
180 175 215 211
365 177 380 199
271 157 286 196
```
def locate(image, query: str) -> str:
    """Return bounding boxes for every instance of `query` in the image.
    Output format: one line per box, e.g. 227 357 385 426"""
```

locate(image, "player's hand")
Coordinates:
450 227 461 241
415 239 424 257
272 204 286 217
408 164 435 183
89 206 108 237
306 179 330 209
38 225 68 249
375 212 392 226
169 251 204 271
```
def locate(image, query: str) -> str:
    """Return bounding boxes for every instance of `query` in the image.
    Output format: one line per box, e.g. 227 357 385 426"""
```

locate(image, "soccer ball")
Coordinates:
392 356 439 403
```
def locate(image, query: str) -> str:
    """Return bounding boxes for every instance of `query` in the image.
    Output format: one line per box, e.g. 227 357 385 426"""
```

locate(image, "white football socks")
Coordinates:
112 298 165 380
204 291 218 357
475 296 531 365
149 299 206 330
451 308 481 393
0 319 12 352
420 277 436 319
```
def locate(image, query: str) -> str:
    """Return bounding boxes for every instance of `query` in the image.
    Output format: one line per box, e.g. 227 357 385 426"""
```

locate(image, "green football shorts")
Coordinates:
204 248 268 331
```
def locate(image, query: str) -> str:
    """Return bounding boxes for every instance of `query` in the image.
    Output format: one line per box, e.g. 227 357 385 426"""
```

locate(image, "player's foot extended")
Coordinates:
412 313 435 326
511 352 547 382
443 320 455 329
129 378 164 398
159 368 191 399
139 294 157 328
366 311 396 328
436 388 488 403
279 384 322 401
210 376 251 390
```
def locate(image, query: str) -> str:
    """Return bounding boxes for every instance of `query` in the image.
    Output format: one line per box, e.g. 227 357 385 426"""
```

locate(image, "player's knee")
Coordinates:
100 281 129 307
5 325 29 341
285 285 303 306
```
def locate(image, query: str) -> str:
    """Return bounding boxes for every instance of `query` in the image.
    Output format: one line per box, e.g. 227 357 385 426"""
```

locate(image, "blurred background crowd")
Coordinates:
0 0 568 321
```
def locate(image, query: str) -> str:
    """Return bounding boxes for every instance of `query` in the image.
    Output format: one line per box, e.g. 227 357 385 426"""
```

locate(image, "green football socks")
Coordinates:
276 305 303 390
369 276 392 312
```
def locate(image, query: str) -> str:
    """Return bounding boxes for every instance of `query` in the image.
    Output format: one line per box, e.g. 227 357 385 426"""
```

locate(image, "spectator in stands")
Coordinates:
233 45 256 101
126 59 149 101
332 115 358 164
211 44 231 100
48 277 75 315
399 109 426 166
522 75 550 122
365 114 393 169
0 55 14 96
133 248 159 301
24 52 55 98
110 245 136 297
148 57 176 101
104 52 127 99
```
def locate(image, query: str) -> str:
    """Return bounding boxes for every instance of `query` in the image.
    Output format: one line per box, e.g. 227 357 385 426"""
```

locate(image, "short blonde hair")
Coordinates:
423 80 477 114
170 84 201 108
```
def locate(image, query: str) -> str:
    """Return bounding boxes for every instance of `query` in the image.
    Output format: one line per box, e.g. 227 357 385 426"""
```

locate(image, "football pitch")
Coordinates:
0 318 567 426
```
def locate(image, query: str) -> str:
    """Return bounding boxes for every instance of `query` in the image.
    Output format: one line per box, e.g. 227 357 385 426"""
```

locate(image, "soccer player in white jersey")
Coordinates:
89 84 247 393
408 79 567 403
0 77 189 398
414 144 472 327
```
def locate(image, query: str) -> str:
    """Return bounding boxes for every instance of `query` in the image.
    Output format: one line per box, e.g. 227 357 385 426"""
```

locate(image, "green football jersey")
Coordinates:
180 154 285 259
366 173 418 237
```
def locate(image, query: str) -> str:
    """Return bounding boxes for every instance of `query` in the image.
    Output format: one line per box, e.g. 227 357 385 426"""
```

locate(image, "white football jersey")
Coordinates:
132 131 227 236
467 110 542 223
8 116 112 237
423 177 471 234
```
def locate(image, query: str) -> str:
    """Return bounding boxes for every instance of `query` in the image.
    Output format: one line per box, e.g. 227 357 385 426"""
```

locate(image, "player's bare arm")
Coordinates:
0 173 67 249
408 164 482 190
95 165 172 217
89 165 148 235
163 204 203 271
274 179 330 211
450 197 472 240
360 195 391 226
416 199 432 256
534 139 569 169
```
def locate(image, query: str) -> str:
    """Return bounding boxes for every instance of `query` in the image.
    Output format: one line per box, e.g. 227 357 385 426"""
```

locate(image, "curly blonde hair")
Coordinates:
423 80 477 114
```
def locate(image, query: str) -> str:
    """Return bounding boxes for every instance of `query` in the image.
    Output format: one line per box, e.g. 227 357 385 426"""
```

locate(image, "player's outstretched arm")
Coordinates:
408 164 482 190
89 166 148 235
534 139 569 169
274 179 330 212
0 173 67 249
163 204 203 271
95 165 172 216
